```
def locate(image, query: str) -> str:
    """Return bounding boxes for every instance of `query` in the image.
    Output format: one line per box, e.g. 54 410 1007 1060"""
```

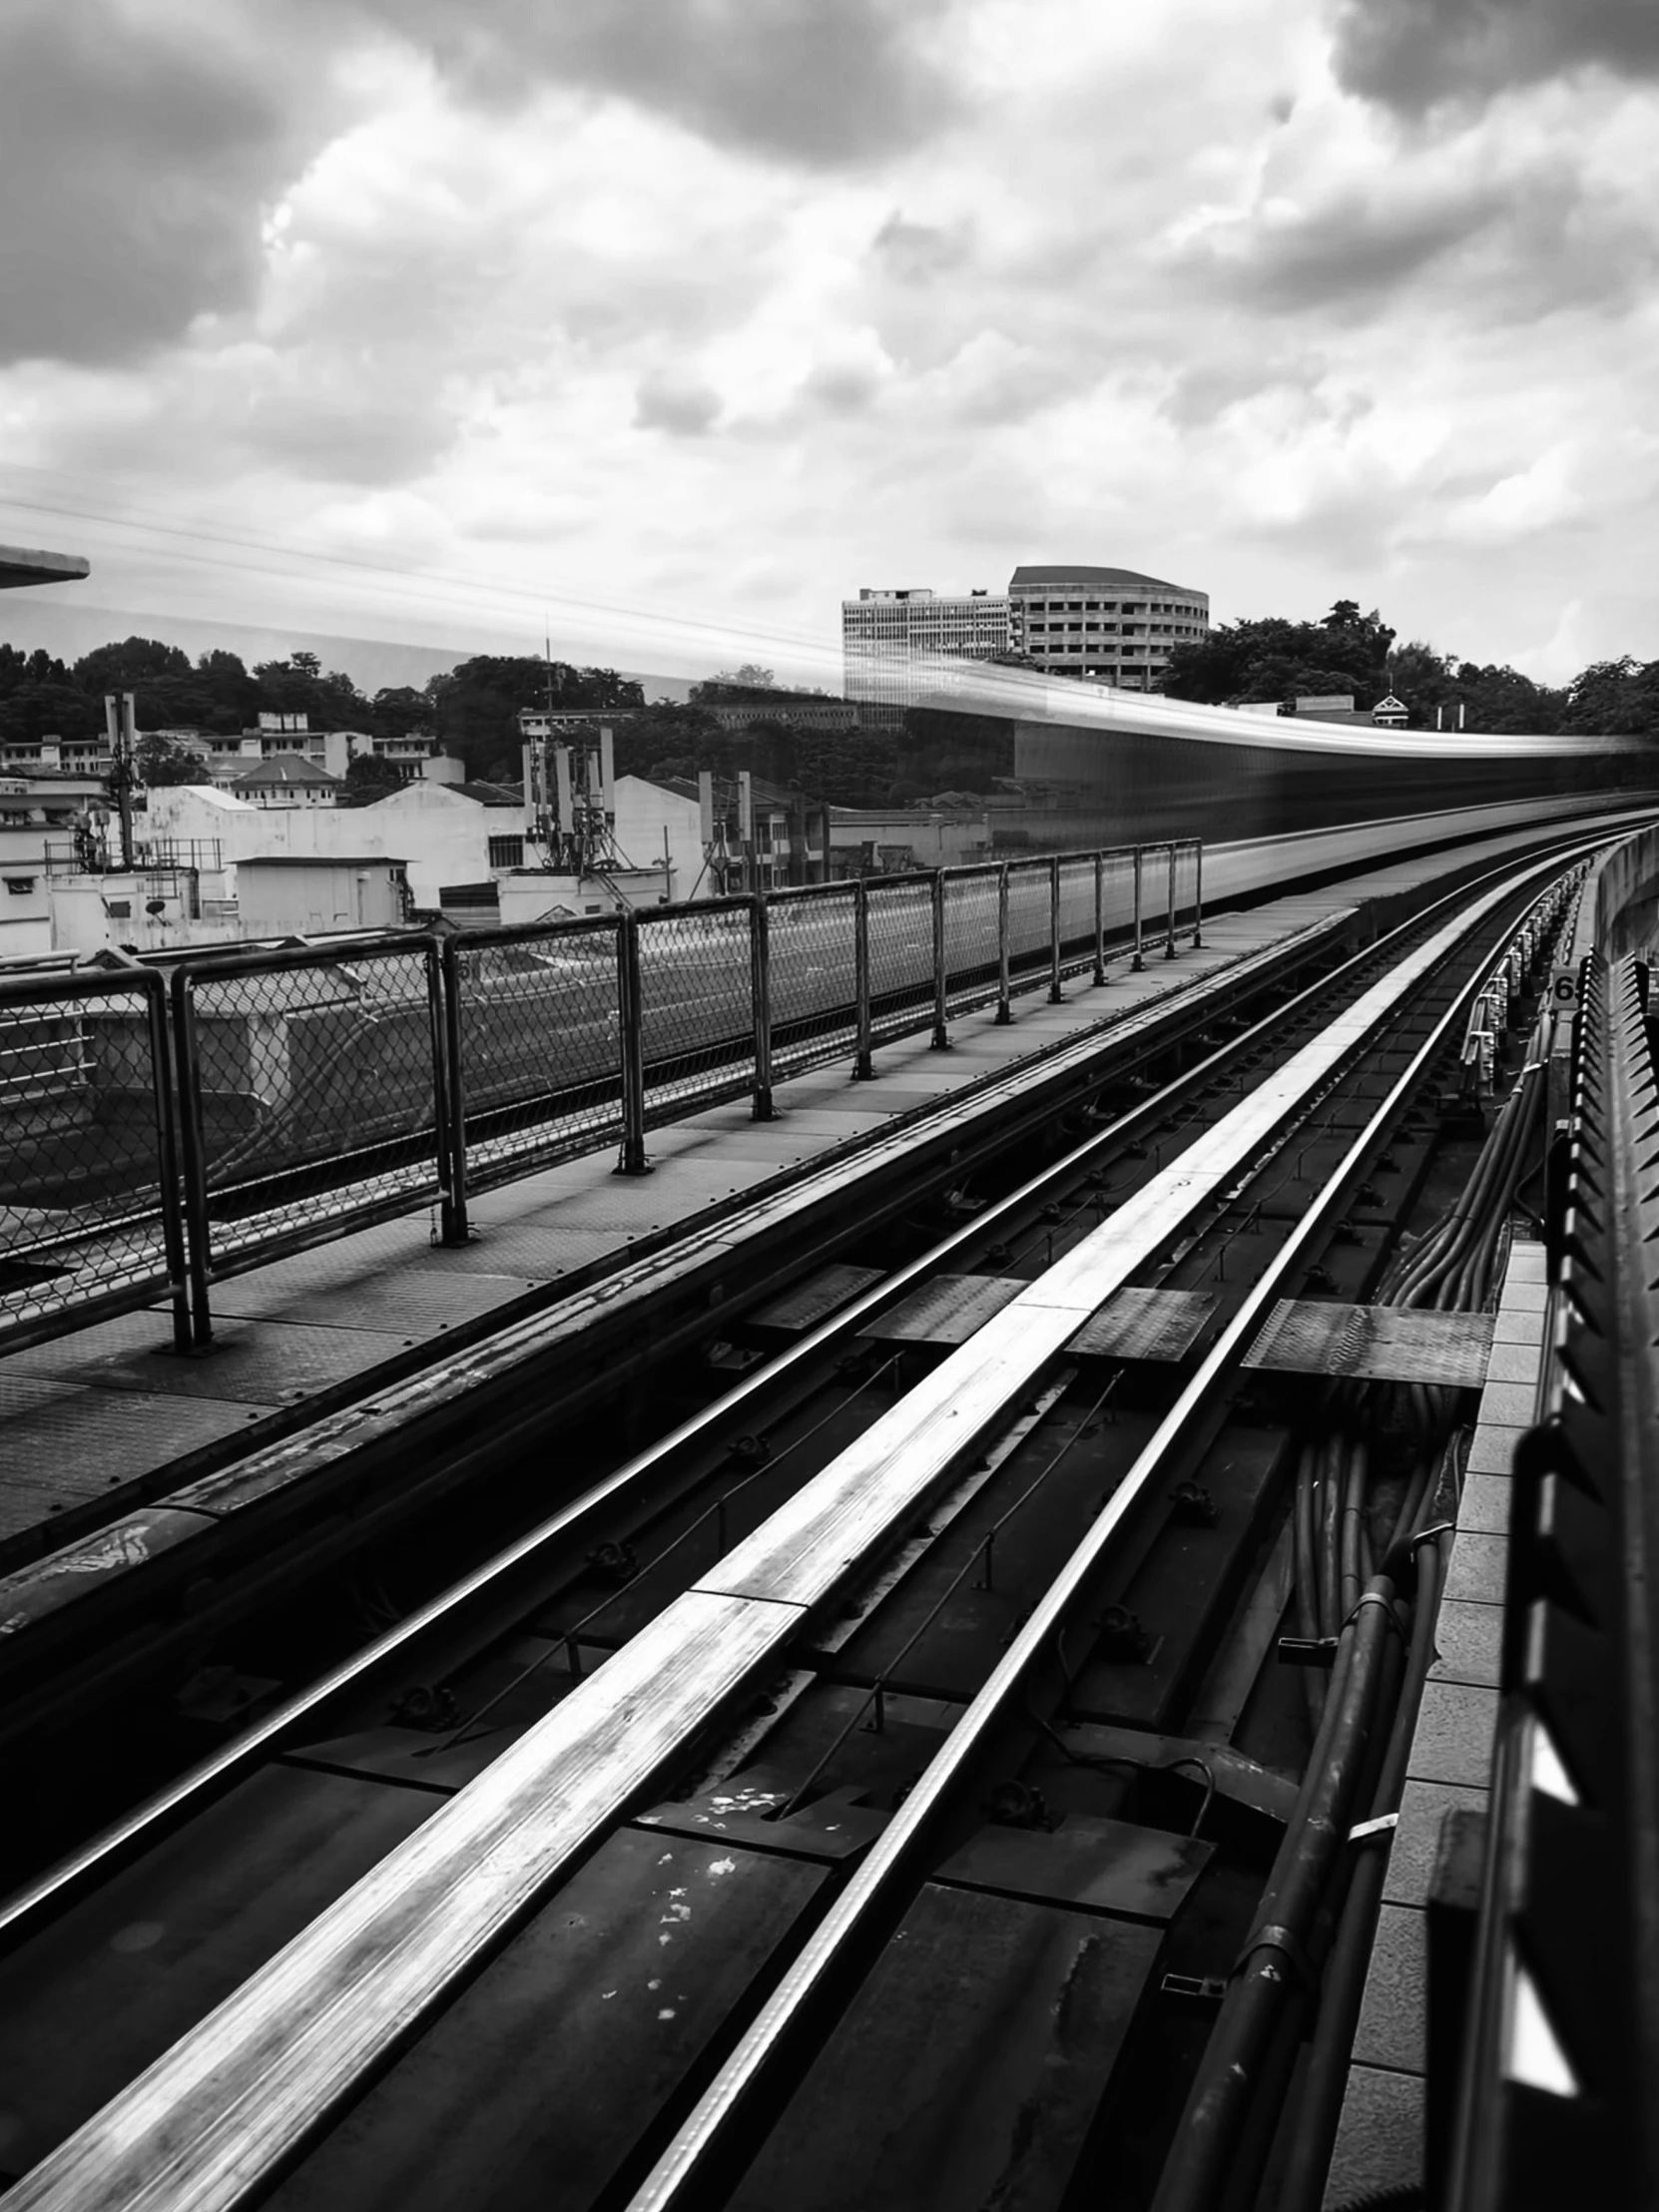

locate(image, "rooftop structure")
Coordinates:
227 757 343 808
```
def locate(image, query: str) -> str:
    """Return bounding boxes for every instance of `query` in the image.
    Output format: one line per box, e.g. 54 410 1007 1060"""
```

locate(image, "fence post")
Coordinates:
1049 852 1064 1003
146 972 191 1353
614 911 651 1175
853 877 874 1079
1093 850 1107 986
435 937 468 1245
169 967 215 1350
995 864 1012 1024
1132 847 1146 971
1165 842 1178 960
750 893 776 1121
931 870 950 1050
1193 840 1204 949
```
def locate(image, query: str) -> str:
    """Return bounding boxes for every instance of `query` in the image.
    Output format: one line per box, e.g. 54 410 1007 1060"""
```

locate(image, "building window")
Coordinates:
487 835 525 868
3 875 36 895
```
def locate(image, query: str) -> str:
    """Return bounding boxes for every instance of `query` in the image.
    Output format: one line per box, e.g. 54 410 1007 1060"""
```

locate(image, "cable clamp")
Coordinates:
1349 1812 1398 1845
1233 1921 1317 1992
1410 1520 1455 1553
1342 1589 1407 1647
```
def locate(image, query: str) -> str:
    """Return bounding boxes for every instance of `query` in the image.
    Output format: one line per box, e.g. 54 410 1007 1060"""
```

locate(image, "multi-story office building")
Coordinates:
841 587 1018 717
1007 565 1208 691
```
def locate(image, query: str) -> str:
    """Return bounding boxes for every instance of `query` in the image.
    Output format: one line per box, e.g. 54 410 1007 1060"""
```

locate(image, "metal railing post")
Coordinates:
1165 841 1178 959
1132 847 1146 971
931 870 950 1050
853 877 874 1079
995 864 1012 1024
435 937 469 1244
614 912 651 1175
1093 850 1107 986
1192 839 1204 948
146 972 191 1353
169 967 215 1350
750 894 776 1121
1049 853 1064 1002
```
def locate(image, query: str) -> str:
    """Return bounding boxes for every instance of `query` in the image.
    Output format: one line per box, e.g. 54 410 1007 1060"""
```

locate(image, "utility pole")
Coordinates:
104 691 137 869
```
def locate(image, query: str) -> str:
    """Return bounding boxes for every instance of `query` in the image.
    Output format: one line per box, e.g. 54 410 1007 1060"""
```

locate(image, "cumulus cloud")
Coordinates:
1186 181 1511 309
5 0 1659 699
1169 147 1659 326
0 1 341 368
348 0 964 167
1332 0 1659 114
871 212 974 283
634 373 723 436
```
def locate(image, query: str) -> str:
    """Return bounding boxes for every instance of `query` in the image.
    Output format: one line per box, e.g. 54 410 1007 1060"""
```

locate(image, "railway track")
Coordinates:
0 832 1607 2211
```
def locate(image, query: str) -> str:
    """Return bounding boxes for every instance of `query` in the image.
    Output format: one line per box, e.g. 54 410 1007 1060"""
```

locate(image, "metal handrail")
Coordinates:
0 837 1203 1352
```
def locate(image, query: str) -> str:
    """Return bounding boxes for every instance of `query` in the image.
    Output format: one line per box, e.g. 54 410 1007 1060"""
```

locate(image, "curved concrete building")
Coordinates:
1008 563 1208 691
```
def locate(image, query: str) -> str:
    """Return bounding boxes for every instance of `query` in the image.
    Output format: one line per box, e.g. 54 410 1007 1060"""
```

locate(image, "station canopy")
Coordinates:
0 543 89 590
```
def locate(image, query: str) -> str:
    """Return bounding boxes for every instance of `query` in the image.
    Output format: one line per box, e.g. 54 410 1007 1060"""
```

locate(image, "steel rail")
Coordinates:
0 830 1615 1964
0 844 1604 2212
626 844 1606 2211
0 902 1355 1950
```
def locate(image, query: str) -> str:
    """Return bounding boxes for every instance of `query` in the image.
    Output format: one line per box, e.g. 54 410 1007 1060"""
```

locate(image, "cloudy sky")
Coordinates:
1 0 1656 690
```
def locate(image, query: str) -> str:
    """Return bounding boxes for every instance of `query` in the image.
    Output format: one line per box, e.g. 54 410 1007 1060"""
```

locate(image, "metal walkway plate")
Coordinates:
858 1274 1026 1347
1068 1288 1219 1363
750 1264 887 1333
1242 1301 1495 1385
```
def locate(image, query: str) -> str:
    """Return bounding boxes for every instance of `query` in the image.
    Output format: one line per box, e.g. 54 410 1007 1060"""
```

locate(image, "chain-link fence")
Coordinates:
173 937 446 1300
445 919 624 1197
1002 857 1054 989
2 836 1204 1350
865 874 937 1045
1055 853 1098 970
0 966 186 1352
1171 837 1203 946
940 864 1003 1018
1095 846 1140 962
636 899 755 1123
769 882 862 1081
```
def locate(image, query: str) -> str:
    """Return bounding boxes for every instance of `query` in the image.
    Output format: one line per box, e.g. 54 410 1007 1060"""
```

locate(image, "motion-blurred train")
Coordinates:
931 662 1648 850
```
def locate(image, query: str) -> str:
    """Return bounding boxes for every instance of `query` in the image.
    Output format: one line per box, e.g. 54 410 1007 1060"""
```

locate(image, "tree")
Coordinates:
1561 658 1659 740
369 686 433 745
1156 605 1395 707
196 649 261 731
429 657 646 781
689 663 776 701
253 652 370 729
73 636 192 696
0 679 99 744
339 753 407 807
135 731 211 786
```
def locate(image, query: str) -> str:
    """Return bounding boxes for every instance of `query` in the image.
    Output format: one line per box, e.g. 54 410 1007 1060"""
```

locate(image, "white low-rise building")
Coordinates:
144 776 528 914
